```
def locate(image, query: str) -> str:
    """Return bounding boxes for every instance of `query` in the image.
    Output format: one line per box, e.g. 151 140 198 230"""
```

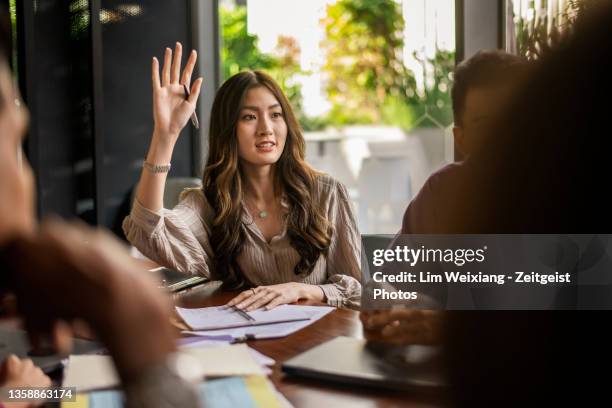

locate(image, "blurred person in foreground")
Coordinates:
445 2 612 406
0 13 201 408
361 50 529 345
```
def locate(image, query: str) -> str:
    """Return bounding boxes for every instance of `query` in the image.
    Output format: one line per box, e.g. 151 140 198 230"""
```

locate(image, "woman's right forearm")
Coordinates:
135 131 177 212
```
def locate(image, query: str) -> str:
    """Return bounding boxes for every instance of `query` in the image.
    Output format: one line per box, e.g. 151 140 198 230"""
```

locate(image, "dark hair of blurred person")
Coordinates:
451 50 528 157
401 50 528 234
445 2 612 407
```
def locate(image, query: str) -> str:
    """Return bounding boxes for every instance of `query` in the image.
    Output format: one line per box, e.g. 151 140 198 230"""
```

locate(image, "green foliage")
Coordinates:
219 1 455 131
321 0 454 129
219 6 309 127
380 94 417 129
410 49 454 127
322 0 414 124
267 36 306 126
8 0 16 74
219 6 277 79
515 0 602 60
69 1 90 38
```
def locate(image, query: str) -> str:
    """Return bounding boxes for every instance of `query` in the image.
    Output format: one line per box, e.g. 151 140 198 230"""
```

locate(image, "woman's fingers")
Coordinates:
181 50 197 87
226 291 251 307
151 57 160 90
162 47 172 86
235 289 268 310
245 291 277 311
170 42 182 84
227 288 262 308
264 295 287 310
188 78 203 105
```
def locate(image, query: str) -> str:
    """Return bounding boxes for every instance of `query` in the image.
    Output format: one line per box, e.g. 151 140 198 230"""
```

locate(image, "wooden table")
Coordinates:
175 284 446 408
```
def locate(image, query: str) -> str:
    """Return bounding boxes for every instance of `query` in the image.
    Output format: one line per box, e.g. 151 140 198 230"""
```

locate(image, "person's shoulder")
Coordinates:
177 187 217 223
178 187 205 203
177 188 211 213
430 161 463 179
424 161 464 189
314 173 348 196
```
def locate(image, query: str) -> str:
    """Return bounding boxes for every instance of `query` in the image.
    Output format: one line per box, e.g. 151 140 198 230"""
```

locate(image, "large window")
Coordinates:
506 0 591 59
219 0 455 233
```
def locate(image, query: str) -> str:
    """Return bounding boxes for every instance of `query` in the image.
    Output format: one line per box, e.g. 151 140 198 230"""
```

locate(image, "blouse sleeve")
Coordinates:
319 180 362 309
122 189 212 277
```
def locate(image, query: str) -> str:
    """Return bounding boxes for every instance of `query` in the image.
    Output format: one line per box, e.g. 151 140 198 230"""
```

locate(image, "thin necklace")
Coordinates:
246 197 270 219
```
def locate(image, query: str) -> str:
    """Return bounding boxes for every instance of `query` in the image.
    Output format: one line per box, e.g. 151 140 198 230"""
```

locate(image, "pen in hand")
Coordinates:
183 84 200 129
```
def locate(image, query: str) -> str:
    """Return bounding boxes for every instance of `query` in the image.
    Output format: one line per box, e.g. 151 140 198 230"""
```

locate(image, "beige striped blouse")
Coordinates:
122 175 362 308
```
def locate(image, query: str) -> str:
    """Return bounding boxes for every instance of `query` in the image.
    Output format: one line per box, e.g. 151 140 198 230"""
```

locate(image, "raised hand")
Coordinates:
152 42 203 145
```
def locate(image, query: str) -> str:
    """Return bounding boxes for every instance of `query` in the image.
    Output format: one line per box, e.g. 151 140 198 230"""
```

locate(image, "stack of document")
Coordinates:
62 343 290 407
62 376 291 408
63 344 264 392
175 304 312 330
177 304 334 341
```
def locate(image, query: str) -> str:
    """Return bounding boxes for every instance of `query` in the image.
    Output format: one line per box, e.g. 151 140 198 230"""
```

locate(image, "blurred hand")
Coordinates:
361 308 444 345
0 60 34 243
152 42 202 143
0 354 51 408
227 283 321 311
5 220 176 382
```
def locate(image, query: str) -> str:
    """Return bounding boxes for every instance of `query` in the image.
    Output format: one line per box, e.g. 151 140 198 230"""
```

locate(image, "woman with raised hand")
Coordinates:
123 42 361 310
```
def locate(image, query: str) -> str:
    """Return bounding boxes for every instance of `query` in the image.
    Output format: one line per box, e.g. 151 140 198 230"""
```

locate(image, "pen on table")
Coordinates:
183 83 200 129
230 305 256 322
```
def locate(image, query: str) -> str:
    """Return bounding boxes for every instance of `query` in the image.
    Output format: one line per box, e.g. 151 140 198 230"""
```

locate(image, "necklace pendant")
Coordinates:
259 211 268 219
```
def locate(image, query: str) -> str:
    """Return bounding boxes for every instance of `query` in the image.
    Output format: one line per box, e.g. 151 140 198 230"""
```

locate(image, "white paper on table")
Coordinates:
183 344 264 377
175 304 312 330
63 355 119 392
247 347 275 366
178 338 231 349
178 338 274 366
183 305 334 340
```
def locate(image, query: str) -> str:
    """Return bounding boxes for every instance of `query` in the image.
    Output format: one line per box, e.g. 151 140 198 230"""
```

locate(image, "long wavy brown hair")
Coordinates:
202 70 332 289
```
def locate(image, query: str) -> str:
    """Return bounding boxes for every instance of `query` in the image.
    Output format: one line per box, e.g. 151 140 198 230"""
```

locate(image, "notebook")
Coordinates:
149 267 208 293
176 304 311 331
282 336 446 391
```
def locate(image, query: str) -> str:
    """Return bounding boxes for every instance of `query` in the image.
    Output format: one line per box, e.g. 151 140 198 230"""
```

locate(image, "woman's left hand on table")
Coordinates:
226 283 321 311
